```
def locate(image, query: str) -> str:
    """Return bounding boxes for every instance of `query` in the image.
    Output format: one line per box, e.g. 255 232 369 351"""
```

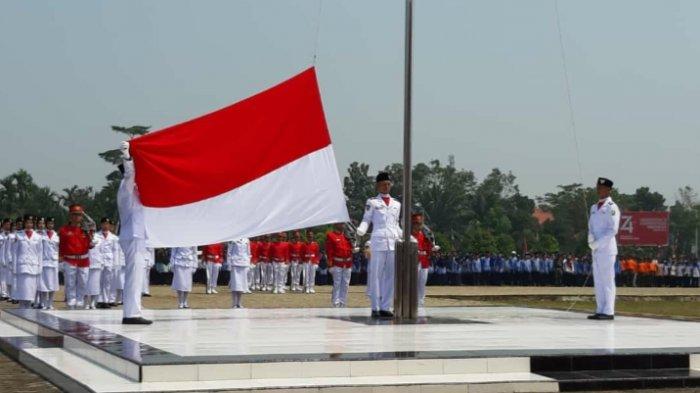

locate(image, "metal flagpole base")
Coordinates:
394 241 419 320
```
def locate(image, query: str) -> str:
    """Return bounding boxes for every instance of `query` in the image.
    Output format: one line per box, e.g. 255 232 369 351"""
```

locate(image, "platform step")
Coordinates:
540 368 700 391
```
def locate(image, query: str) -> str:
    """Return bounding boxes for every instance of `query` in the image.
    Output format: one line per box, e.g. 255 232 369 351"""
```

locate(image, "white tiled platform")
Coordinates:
2 307 700 392
44 307 700 357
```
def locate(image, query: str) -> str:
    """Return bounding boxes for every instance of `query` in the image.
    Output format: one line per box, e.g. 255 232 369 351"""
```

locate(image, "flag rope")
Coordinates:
311 0 324 65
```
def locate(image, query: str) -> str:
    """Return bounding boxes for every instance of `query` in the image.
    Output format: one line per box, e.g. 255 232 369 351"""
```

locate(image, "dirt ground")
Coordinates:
1 285 699 392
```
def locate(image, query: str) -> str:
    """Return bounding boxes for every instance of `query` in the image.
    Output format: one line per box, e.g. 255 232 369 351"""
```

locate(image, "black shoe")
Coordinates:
588 314 614 320
96 303 110 309
122 317 153 325
142 293 152 297
11 300 18 304
109 303 118 307
379 310 394 318
371 310 380 318
587 314 601 320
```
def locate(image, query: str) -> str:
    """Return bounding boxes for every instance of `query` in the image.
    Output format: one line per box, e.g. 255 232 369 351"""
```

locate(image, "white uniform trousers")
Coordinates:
63 264 89 307
302 263 317 290
367 250 395 311
87 268 102 296
330 266 352 306
206 262 221 290
592 252 616 315
100 267 114 303
273 262 289 291
290 261 301 290
142 266 151 294
264 262 275 288
417 267 429 306
121 238 147 319
246 266 255 290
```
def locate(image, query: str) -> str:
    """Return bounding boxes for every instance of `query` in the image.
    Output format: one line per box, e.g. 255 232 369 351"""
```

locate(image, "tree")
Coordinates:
343 162 374 222
669 186 699 257
0 170 65 221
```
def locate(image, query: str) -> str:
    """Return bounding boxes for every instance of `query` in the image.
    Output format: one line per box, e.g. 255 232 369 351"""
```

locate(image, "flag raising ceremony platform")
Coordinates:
1 306 699 392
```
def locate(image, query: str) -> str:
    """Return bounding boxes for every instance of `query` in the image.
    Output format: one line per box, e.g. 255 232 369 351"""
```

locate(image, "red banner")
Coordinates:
617 211 670 246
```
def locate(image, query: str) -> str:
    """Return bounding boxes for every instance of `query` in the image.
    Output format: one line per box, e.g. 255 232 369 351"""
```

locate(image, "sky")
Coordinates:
1 0 698 204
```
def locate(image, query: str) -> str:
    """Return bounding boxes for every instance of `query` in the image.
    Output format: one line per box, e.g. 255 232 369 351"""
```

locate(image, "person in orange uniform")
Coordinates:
270 232 291 294
259 236 273 291
303 229 320 293
411 213 438 307
326 223 355 307
289 231 306 292
202 243 224 294
59 204 94 309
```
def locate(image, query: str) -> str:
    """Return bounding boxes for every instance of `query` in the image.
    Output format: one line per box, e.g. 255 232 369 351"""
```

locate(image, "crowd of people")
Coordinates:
1 212 698 313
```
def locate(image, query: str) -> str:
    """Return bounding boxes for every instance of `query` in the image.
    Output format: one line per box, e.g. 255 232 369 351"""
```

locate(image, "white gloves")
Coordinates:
588 234 597 251
356 222 368 237
432 245 441 252
353 247 360 253
120 141 131 160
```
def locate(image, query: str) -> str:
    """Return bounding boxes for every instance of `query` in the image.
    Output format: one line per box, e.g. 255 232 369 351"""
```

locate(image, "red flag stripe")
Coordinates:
130 67 331 208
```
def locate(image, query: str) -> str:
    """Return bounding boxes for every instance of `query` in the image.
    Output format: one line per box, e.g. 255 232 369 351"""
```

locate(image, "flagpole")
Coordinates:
395 0 417 319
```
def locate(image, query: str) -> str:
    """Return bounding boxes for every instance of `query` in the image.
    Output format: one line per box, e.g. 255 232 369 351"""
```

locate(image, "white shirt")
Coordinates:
226 238 251 268
357 194 403 251
588 197 621 255
95 231 120 269
41 230 60 268
13 230 43 275
170 247 198 268
117 159 146 240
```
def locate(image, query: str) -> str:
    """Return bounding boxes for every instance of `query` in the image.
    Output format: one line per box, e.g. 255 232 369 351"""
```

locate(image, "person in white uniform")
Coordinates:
587 177 621 320
356 172 402 318
32 217 47 308
95 218 120 309
170 246 198 309
86 224 103 309
12 215 43 309
227 238 251 308
0 218 13 300
39 217 59 309
117 141 152 324
110 242 126 306
142 247 155 297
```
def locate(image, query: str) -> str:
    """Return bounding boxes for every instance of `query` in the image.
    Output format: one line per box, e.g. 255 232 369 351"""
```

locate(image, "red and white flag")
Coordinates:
129 67 349 247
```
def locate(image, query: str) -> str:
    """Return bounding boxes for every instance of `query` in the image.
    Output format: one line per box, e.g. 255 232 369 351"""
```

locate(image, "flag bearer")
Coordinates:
12 215 43 309
39 217 59 309
587 177 621 320
412 213 437 307
202 243 224 294
356 172 402 318
326 223 354 307
59 205 92 309
96 218 120 309
289 231 305 292
171 246 198 309
303 229 320 293
226 238 251 308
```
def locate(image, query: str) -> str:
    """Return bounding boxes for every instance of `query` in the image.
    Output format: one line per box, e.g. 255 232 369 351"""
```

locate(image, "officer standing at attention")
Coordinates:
587 177 621 320
326 223 355 307
356 172 402 318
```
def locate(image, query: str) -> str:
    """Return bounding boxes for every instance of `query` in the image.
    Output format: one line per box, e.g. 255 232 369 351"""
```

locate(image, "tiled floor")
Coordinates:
41 307 700 359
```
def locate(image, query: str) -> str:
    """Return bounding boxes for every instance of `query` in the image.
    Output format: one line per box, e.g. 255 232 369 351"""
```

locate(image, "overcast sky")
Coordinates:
1 0 698 204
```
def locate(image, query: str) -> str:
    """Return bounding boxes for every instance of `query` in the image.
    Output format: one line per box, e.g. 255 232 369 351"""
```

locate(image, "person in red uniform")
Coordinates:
59 204 93 309
289 231 306 292
269 232 291 294
303 230 320 293
202 243 224 294
248 237 261 291
412 213 437 307
259 235 273 291
326 223 356 307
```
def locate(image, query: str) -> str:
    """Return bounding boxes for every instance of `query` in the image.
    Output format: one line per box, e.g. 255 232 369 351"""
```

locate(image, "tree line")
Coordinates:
1 127 698 257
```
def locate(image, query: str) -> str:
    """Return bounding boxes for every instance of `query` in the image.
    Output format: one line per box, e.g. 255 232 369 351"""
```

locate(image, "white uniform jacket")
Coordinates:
170 247 198 268
226 238 251 268
95 231 120 269
588 197 621 255
13 231 43 275
0 232 7 268
357 194 402 251
41 231 60 269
